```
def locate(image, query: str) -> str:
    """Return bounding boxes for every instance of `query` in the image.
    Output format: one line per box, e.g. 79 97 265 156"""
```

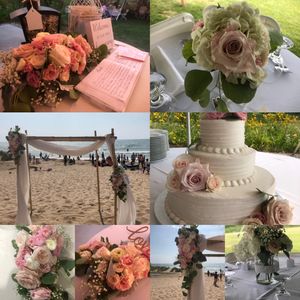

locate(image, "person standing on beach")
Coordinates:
63 155 67 166
213 272 219 287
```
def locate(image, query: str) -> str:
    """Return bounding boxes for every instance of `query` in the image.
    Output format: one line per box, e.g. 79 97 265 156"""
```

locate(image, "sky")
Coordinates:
0 113 149 142
151 225 225 265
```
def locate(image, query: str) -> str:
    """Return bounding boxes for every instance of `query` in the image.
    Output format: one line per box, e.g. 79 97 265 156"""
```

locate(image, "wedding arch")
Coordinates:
7 127 136 225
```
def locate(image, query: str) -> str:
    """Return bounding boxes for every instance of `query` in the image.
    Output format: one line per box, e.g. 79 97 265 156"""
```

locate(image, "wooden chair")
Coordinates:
10 6 61 43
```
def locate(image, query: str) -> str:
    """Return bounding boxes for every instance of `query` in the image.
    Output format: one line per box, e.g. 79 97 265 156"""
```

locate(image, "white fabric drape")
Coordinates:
15 134 136 225
188 235 225 300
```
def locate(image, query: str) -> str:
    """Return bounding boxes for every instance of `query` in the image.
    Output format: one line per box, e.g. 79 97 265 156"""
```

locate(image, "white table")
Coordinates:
226 260 300 300
150 148 300 224
151 14 300 112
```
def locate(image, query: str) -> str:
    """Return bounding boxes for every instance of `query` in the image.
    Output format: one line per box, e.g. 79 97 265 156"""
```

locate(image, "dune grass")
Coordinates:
150 0 300 57
225 226 300 253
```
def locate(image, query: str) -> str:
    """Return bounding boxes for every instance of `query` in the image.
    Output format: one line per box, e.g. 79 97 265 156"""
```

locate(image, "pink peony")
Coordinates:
211 23 257 77
181 162 211 192
26 70 41 88
132 256 150 280
15 268 40 289
42 64 59 81
30 287 52 300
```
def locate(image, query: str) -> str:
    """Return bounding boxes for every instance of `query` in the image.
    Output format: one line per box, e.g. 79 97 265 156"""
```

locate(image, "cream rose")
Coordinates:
166 170 181 191
32 246 52 265
264 199 293 225
49 44 71 67
15 230 29 248
15 269 40 289
207 176 222 191
172 154 194 174
93 246 111 261
242 217 263 226
211 23 257 77
181 162 211 192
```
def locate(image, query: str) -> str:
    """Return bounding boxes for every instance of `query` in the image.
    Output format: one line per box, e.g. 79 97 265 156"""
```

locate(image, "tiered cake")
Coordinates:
165 114 276 224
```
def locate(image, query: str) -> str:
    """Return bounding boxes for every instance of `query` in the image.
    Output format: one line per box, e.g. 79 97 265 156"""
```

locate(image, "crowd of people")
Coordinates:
206 269 224 288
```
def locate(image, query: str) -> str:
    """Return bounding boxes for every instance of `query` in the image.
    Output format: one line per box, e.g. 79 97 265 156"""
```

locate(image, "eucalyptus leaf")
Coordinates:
221 73 256 103
269 30 284 52
185 70 213 101
182 40 196 64
215 99 229 112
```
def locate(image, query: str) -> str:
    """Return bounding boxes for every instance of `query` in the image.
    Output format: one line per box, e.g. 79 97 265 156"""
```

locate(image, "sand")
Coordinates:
151 273 225 300
0 160 149 225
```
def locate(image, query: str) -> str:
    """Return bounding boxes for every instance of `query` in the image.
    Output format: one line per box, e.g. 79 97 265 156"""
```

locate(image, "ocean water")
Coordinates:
0 139 150 160
152 261 225 272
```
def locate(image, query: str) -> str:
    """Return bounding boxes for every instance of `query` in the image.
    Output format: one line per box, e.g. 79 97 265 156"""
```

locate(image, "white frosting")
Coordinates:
200 120 245 149
189 145 255 182
166 167 276 224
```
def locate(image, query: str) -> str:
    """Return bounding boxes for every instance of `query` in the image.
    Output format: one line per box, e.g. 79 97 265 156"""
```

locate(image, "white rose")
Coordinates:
26 256 40 270
16 231 29 248
46 239 57 251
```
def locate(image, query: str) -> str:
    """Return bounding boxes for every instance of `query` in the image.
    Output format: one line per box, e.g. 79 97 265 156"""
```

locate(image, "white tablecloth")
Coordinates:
226 259 300 300
0 225 75 300
150 148 300 224
151 16 300 112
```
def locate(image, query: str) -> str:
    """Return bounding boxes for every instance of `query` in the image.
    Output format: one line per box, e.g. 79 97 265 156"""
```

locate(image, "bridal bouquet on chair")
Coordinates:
183 2 283 111
174 225 207 296
75 232 150 299
0 32 108 112
12 225 75 300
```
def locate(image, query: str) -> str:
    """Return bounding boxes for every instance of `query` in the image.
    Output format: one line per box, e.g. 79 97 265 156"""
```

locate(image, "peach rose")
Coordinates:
264 199 293 225
107 274 121 289
181 162 211 192
120 254 134 267
93 246 111 260
166 170 181 191
15 269 40 290
32 246 52 265
211 23 257 77
113 262 125 273
27 53 46 69
122 243 142 258
42 64 59 81
206 176 222 191
16 58 27 72
59 66 70 82
132 256 150 280
74 35 92 56
49 44 71 67
172 154 194 174
80 250 92 260
13 44 35 58
117 269 135 291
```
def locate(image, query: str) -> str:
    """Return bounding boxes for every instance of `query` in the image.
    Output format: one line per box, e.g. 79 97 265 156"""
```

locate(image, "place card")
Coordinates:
85 18 115 49
25 7 43 31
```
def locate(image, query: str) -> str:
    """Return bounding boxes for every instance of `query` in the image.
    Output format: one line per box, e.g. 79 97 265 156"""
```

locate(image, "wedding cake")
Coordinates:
165 113 276 224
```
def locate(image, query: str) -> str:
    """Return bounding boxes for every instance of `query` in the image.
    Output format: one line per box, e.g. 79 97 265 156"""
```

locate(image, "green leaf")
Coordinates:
198 89 210 107
16 225 32 234
75 252 81 260
12 240 19 251
69 89 80 100
269 30 284 52
185 70 213 101
283 250 290 259
182 40 196 64
221 73 256 103
60 259 75 273
215 99 229 112
10 102 33 112
11 273 17 282
61 291 69 300
41 272 57 285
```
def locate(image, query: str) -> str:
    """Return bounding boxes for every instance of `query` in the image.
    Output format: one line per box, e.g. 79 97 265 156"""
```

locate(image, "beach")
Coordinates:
151 273 225 300
0 160 149 224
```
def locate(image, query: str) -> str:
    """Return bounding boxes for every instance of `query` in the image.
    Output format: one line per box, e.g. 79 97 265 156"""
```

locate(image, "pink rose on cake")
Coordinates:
205 112 247 120
166 170 181 191
181 161 211 192
264 199 293 225
172 154 195 174
207 176 222 191
30 287 52 300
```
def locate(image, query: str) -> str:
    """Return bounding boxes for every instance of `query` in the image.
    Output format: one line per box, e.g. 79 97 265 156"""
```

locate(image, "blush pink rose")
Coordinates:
107 274 121 289
27 233 46 248
49 44 71 67
166 170 181 191
38 226 54 238
264 199 293 225
32 246 52 265
181 162 211 192
16 247 32 269
172 154 194 174
211 24 257 77
30 287 52 300
42 64 59 81
206 176 222 191
15 269 40 289
205 113 226 120
26 71 41 88
93 246 111 260
132 256 150 280
117 269 135 291
120 254 134 267
249 211 266 224
38 263 52 274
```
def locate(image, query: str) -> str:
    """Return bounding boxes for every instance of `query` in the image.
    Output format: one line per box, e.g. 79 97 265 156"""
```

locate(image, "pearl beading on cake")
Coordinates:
196 144 249 155
221 174 254 187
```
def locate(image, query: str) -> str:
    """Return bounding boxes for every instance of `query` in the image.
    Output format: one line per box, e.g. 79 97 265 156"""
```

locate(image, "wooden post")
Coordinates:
110 128 118 225
94 130 104 225
25 130 33 216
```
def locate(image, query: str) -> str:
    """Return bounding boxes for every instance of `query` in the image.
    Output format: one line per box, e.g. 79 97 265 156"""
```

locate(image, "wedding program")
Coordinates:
0 1 300 300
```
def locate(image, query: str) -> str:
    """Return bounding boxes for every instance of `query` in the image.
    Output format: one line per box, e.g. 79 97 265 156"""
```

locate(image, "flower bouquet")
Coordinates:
6 126 25 165
110 166 128 202
183 2 283 111
235 225 293 284
0 32 108 112
75 231 150 299
174 225 207 296
12 225 75 300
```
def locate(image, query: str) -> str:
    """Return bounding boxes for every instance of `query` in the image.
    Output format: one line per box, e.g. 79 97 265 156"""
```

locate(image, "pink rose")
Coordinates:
206 176 222 191
93 246 111 260
120 254 134 267
42 64 59 81
38 264 52 274
166 170 181 191
32 246 52 265
113 262 125 273
15 231 29 248
172 154 194 174
264 199 293 225
15 269 40 289
132 256 150 280
107 274 121 289
234 113 247 120
249 211 266 224
69 42 87 74
26 71 41 88
205 113 226 120
74 35 92 56
117 269 135 291
38 226 53 238
211 23 257 77
16 247 32 269
13 44 35 58
30 287 52 300
181 162 211 192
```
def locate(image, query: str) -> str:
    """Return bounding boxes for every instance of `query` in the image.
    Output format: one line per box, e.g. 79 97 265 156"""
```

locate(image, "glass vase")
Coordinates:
254 258 279 285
